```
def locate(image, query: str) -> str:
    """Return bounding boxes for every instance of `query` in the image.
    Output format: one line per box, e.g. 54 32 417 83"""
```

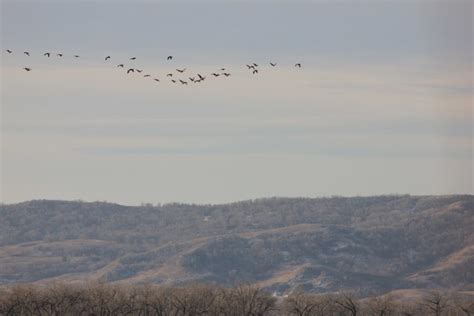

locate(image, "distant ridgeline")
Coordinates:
0 195 473 296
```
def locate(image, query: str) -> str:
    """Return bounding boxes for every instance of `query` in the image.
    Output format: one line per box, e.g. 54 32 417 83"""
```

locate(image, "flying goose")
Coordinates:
23 67 32 71
117 64 124 68
24 52 30 56
127 68 135 74
44 52 50 57
130 57 136 60
176 68 186 73
105 56 111 61
253 69 258 74
295 63 302 68
179 80 188 85
270 62 277 67
6 50 12 54
167 56 173 60
57 53 63 57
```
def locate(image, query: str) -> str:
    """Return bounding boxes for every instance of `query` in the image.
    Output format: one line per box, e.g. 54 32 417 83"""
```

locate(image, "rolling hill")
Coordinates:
1 195 472 296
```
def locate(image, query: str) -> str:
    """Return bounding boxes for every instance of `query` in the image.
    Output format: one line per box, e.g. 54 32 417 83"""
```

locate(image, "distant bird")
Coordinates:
223 73 231 77
295 63 302 68
127 68 134 74
130 57 136 60
253 63 258 67
57 53 63 57
6 50 13 54
253 69 258 74
176 68 186 73
24 52 30 56
44 52 50 57
167 56 173 60
211 73 220 77
194 79 201 83
189 77 195 82
197 74 205 81
105 56 111 60
23 67 31 71
246 64 254 69
154 78 160 82
74 55 80 58
270 62 277 67
179 80 188 85
220 68 226 71
171 79 176 83
144 74 151 77
166 73 173 77
117 64 124 68
136 69 143 73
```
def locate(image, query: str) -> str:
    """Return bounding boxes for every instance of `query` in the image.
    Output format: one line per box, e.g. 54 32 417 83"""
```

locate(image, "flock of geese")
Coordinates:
5 49 302 86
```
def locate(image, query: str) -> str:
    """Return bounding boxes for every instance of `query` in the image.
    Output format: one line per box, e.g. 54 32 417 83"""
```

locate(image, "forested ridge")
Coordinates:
1 195 473 296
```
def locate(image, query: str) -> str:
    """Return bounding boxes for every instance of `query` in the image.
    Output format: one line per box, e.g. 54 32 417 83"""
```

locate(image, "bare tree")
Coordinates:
334 292 359 316
282 292 330 316
362 294 396 316
422 291 451 316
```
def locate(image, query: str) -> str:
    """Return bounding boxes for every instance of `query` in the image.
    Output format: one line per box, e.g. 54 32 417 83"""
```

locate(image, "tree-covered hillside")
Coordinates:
1 195 472 295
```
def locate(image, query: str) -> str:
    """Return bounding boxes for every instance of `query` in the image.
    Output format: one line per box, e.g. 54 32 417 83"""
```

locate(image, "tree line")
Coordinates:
0 283 473 316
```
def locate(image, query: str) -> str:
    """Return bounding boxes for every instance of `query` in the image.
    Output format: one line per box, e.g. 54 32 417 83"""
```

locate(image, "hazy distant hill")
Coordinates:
1 195 473 295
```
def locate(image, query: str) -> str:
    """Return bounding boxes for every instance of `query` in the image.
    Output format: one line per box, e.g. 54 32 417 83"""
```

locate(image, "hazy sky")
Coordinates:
1 0 472 205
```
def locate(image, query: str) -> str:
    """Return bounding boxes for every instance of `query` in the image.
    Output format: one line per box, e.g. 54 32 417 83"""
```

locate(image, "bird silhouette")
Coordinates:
295 63 302 68
253 63 258 67
23 67 32 71
246 64 254 69
171 79 176 83
24 52 30 56
197 74 205 81
253 69 258 74
220 68 226 71
127 68 135 74
6 50 13 54
189 77 195 82
136 69 143 73
154 78 160 82
130 57 136 60
117 64 124 68
44 52 50 57
176 68 186 73
270 62 277 67
211 73 220 77
167 56 173 60
105 56 111 61
223 73 231 77
166 73 173 77
144 74 151 77
74 55 80 58
179 80 188 85
57 53 63 57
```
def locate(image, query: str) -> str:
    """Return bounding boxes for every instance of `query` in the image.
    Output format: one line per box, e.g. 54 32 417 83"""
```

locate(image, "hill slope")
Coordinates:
1 195 473 295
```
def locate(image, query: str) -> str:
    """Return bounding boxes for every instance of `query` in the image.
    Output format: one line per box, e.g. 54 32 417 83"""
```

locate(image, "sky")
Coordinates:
1 0 472 205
